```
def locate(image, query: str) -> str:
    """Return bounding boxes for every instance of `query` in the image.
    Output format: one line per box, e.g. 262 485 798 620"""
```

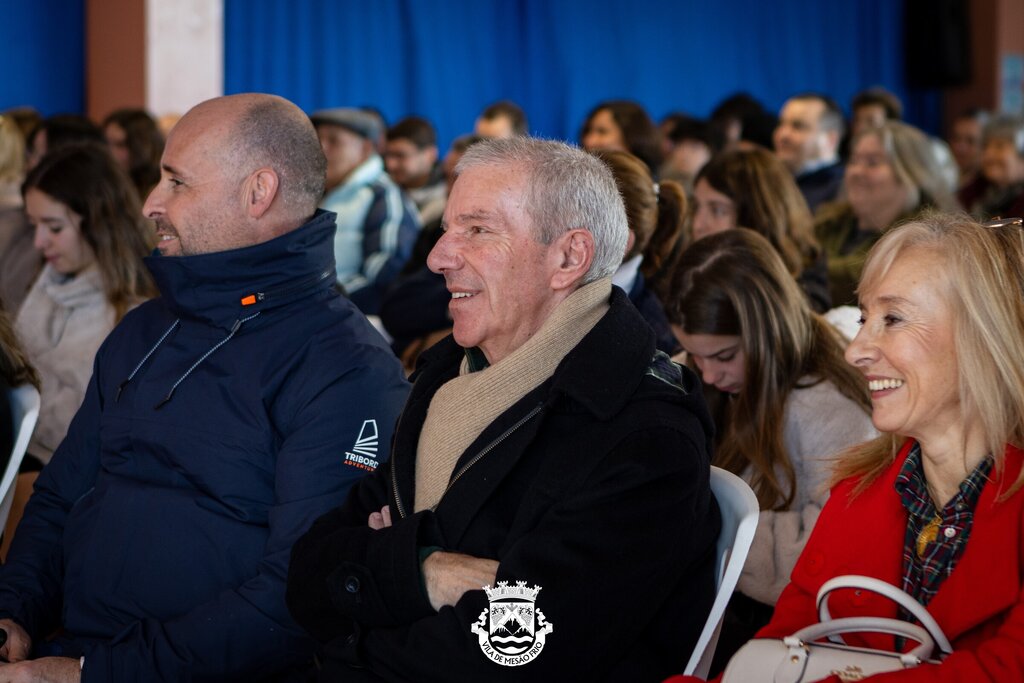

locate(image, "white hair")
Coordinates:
455 137 629 283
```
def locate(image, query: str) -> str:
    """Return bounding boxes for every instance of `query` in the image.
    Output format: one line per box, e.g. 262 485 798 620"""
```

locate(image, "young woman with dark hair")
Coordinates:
580 100 664 175
102 108 165 201
593 149 686 352
15 143 156 466
692 147 830 312
665 228 874 664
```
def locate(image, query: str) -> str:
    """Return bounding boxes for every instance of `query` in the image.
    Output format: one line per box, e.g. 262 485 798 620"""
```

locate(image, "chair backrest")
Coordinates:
683 466 760 678
0 384 40 534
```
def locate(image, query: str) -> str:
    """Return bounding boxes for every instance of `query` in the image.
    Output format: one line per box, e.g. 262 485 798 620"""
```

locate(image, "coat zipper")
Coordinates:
391 410 410 519
254 269 333 303
391 403 544 518
434 404 543 511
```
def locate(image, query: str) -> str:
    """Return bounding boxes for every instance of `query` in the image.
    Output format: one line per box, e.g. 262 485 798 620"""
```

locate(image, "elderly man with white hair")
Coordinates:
287 137 719 682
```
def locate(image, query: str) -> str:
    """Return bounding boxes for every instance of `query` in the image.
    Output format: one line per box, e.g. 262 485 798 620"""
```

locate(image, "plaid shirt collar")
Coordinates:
894 441 993 610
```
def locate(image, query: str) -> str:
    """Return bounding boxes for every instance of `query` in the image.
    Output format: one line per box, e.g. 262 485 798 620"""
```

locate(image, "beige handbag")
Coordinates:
721 575 953 683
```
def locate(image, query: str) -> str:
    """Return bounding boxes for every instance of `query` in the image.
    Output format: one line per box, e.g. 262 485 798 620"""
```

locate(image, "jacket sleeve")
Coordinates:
378 267 451 343
76 355 410 682
860 614 1024 682
756 486 846 643
285 457 439 642
0 360 105 638
323 426 717 682
796 251 832 314
347 188 421 315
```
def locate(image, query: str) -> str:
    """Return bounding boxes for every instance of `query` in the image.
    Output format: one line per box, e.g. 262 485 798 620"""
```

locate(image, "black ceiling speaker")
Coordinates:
905 0 972 87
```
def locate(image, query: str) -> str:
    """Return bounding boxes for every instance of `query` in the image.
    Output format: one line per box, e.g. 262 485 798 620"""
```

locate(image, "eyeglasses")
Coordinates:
983 217 1023 229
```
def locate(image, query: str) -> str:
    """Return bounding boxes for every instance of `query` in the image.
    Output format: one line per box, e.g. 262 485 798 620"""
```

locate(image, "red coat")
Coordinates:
757 440 1024 682
668 441 1024 683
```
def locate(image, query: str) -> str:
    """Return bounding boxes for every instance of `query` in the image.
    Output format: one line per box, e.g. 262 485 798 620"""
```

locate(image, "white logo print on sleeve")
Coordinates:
343 419 380 471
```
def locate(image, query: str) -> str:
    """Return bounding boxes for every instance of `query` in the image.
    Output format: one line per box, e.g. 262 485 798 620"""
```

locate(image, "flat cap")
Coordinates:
309 108 382 141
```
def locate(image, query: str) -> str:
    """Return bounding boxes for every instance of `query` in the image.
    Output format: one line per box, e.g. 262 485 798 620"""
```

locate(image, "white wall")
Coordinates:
146 0 224 118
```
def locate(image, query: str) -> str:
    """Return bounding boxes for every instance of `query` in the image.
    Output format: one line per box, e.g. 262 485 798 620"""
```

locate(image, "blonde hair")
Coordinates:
849 121 958 213
0 306 38 389
834 211 1024 497
0 115 25 183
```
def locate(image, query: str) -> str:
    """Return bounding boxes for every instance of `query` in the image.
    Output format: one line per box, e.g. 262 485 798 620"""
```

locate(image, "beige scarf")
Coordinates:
414 278 612 511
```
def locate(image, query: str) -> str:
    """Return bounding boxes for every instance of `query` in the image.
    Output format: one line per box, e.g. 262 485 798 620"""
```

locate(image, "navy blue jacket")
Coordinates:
627 272 680 356
796 161 844 213
0 211 410 682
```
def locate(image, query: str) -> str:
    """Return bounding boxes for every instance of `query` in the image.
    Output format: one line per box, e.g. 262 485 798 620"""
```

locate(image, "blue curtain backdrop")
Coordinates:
2 0 85 115
224 0 941 151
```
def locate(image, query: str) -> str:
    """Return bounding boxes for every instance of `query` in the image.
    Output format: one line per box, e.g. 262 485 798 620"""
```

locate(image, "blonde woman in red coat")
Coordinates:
672 212 1024 682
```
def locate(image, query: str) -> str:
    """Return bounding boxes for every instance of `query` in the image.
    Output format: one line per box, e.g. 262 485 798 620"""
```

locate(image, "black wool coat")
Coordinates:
287 288 721 682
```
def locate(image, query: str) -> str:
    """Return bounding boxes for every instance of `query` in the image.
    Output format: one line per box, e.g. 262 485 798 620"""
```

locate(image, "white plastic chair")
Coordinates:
0 384 40 535
683 466 760 678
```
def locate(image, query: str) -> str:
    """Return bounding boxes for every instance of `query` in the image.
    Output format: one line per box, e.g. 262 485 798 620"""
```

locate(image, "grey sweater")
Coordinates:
737 377 876 605
14 265 116 463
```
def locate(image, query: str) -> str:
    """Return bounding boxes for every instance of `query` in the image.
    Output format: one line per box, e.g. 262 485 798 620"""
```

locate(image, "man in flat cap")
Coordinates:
311 108 421 315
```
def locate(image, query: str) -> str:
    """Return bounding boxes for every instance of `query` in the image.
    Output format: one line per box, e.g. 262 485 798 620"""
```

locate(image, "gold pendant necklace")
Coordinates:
916 514 942 557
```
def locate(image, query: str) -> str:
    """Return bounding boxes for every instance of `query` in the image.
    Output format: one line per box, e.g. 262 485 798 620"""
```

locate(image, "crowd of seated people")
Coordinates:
0 86 1020 683
959 114 1024 220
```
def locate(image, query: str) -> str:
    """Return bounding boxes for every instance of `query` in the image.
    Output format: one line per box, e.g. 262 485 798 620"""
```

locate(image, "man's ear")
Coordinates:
362 139 377 160
424 145 439 167
245 168 280 219
550 228 595 291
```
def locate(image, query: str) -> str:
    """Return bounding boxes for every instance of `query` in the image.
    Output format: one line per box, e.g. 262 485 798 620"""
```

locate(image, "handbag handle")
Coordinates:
774 617 933 683
787 616 935 662
816 575 953 655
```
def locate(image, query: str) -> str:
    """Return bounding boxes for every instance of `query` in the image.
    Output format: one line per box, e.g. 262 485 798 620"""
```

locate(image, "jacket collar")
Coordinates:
796 158 843 179
548 286 656 419
401 288 661 539
144 210 338 331
323 155 384 203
